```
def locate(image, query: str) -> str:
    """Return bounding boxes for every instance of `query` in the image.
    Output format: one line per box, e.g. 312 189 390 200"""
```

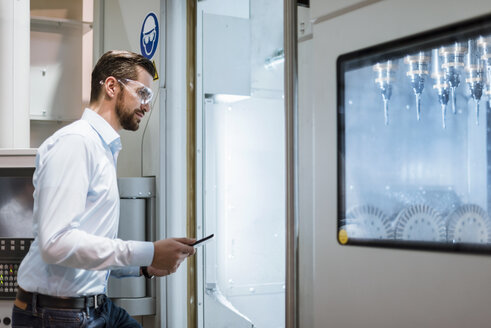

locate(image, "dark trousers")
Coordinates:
11 296 141 328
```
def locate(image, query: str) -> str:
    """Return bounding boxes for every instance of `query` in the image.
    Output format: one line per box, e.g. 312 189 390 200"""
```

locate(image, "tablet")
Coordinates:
192 234 215 248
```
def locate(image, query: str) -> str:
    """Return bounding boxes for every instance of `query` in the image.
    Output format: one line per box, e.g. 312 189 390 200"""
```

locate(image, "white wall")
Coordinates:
102 0 161 178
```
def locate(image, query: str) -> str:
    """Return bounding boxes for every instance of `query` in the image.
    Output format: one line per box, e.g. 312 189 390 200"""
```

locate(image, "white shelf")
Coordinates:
0 149 37 168
31 16 92 33
29 115 77 123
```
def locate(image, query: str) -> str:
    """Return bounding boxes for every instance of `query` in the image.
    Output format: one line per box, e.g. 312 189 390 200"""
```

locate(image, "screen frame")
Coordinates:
336 13 491 254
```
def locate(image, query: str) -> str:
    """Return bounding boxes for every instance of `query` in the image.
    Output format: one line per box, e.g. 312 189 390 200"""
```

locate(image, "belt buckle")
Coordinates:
94 295 99 309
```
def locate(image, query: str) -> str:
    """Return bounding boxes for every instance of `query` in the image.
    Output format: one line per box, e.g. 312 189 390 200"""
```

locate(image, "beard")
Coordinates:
115 92 143 131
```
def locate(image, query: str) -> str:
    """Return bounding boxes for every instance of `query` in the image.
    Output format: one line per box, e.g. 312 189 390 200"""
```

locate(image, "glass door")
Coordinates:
196 1 285 327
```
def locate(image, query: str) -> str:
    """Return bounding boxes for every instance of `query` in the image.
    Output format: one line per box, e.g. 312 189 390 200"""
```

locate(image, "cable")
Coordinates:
141 86 160 176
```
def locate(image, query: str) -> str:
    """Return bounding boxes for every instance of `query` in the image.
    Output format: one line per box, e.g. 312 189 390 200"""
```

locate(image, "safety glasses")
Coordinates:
99 78 154 105
117 78 154 105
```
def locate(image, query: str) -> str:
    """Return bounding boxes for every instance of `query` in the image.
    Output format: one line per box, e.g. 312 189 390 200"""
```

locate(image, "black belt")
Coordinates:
16 287 106 309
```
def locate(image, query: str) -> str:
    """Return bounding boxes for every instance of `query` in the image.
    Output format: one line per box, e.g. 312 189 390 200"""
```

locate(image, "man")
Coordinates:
12 50 195 327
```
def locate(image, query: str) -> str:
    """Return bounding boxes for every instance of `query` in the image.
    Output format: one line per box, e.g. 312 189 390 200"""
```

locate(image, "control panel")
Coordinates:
0 238 32 326
0 239 32 299
0 264 18 299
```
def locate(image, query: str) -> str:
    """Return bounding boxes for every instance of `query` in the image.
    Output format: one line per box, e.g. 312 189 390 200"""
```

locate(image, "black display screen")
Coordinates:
0 170 35 238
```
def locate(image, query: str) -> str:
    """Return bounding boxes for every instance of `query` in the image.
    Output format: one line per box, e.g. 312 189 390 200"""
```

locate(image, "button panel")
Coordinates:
0 264 19 298
0 239 33 299
0 239 32 260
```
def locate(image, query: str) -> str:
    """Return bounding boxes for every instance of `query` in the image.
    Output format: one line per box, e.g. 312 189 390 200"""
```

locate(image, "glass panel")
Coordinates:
198 0 285 327
0 177 34 238
338 18 491 252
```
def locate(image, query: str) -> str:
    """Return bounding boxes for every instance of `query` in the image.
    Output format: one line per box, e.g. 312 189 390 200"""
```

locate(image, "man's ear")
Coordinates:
102 76 119 100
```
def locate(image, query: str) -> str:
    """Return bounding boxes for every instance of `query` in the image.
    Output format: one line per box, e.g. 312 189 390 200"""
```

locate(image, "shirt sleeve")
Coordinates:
110 266 141 278
35 134 154 270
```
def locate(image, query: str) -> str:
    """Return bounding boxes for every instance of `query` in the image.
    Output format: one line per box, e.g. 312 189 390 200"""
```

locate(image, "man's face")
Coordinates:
116 68 153 131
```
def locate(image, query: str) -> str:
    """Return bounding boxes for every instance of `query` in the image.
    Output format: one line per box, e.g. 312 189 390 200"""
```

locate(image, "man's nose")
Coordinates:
141 102 151 112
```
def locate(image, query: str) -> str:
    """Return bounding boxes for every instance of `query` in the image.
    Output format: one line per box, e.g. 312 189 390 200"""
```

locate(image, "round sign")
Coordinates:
140 13 159 59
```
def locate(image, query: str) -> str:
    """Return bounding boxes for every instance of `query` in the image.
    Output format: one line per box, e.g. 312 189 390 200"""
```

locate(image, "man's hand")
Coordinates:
146 265 170 277
151 238 196 273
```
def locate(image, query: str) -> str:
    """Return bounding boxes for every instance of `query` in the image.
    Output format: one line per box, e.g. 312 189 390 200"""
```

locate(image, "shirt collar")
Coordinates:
81 108 122 154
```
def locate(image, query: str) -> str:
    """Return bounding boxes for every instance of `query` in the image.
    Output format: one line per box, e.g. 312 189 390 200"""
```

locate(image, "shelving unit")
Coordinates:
29 0 93 146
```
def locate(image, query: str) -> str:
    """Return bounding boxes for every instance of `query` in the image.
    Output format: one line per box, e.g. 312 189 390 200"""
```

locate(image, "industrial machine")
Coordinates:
310 1 491 327
0 151 36 327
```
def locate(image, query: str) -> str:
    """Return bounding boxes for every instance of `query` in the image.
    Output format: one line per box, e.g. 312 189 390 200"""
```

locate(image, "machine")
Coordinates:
0 151 36 327
310 1 491 327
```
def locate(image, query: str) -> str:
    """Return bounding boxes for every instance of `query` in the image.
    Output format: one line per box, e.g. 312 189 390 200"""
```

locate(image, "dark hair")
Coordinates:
90 50 156 104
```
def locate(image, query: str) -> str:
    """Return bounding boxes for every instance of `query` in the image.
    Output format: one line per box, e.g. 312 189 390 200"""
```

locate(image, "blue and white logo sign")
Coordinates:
140 13 159 59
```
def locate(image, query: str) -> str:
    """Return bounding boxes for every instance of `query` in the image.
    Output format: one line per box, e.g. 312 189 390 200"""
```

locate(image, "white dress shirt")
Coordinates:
17 108 154 297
